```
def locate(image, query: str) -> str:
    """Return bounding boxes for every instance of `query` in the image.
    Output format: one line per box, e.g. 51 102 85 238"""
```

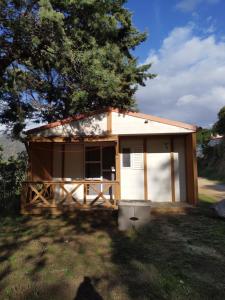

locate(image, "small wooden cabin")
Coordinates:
21 108 198 214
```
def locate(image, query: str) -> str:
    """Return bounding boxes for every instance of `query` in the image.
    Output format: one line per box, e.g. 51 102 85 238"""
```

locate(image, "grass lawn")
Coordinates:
0 197 225 300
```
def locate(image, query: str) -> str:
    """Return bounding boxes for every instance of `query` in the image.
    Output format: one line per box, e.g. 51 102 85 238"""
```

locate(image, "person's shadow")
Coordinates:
74 276 103 300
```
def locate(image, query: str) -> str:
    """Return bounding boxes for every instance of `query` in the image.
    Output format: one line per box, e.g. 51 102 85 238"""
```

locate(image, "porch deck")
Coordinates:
21 180 193 215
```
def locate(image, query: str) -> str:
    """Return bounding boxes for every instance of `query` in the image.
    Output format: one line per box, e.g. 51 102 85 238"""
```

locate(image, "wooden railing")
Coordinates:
21 180 119 213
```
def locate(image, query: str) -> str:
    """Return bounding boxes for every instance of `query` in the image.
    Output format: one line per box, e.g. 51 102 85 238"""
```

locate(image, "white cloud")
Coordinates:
136 25 225 127
175 0 220 12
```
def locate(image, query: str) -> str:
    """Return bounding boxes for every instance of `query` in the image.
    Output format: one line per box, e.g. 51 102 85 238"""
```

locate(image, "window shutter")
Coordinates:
132 146 144 169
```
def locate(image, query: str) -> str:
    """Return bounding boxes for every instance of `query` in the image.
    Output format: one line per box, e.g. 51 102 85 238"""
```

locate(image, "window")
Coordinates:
122 148 131 167
85 146 101 179
85 146 100 161
102 146 115 169
85 145 115 179
85 163 101 178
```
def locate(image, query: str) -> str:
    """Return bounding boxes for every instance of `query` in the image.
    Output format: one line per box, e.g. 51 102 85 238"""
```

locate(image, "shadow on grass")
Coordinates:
74 276 103 300
0 208 225 299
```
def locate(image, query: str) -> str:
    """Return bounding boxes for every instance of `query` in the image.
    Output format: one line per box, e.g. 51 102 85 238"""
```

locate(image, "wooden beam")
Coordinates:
83 184 87 206
61 144 65 179
107 110 112 135
192 133 198 204
50 143 53 180
170 137 176 203
28 135 118 143
143 137 148 200
185 133 198 205
115 138 121 200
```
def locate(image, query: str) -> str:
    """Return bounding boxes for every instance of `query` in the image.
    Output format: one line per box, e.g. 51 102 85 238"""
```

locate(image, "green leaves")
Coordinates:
213 106 225 135
0 0 155 138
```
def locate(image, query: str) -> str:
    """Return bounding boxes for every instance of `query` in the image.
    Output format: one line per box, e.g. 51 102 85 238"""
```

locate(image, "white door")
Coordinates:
120 138 144 200
147 137 172 202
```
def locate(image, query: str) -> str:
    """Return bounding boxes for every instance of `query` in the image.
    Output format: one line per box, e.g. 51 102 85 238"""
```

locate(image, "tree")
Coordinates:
0 0 155 138
213 106 225 135
196 127 212 145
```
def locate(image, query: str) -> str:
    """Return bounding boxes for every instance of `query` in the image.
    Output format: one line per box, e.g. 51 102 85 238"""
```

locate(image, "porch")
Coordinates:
20 179 194 215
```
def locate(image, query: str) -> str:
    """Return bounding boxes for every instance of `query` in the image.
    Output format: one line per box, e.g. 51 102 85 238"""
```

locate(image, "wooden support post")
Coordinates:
83 183 87 206
143 137 148 200
186 133 198 205
61 144 65 179
170 137 176 203
107 110 112 135
115 138 121 201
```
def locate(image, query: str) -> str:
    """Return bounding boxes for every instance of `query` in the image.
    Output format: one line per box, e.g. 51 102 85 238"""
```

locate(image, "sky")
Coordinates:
125 0 225 127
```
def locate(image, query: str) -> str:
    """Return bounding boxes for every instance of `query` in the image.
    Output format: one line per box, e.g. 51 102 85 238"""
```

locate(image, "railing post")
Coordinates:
52 183 56 207
83 183 87 206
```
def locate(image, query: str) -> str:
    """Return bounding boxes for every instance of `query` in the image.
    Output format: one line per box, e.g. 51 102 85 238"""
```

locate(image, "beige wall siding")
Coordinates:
174 137 187 202
120 138 144 200
112 112 193 135
30 142 52 180
64 144 84 180
53 144 63 180
58 144 84 200
36 113 108 137
147 137 172 202
34 111 193 137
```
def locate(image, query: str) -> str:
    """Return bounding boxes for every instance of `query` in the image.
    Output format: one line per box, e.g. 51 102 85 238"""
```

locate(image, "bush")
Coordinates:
0 149 27 213
198 138 225 182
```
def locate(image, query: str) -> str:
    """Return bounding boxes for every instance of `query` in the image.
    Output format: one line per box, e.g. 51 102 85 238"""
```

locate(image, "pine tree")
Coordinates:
213 106 225 135
0 0 155 138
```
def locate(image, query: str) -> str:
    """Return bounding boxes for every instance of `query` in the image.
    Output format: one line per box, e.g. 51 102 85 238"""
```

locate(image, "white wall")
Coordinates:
174 137 187 202
112 112 193 135
120 138 144 200
147 137 172 202
35 111 194 137
37 113 108 137
120 136 187 202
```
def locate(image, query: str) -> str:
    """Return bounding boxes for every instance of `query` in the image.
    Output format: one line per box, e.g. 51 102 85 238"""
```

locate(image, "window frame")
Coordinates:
122 147 131 168
84 144 116 180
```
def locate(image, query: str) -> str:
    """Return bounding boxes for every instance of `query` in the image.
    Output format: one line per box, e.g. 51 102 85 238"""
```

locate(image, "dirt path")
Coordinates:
198 177 225 201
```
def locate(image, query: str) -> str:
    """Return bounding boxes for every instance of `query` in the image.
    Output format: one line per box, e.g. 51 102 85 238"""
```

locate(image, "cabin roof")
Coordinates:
26 108 197 135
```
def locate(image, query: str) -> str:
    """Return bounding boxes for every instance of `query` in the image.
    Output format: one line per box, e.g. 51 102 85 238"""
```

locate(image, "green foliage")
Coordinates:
198 139 225 183
213 106 225 135
197 127 212 145
0 0 156 138
0 150 27 193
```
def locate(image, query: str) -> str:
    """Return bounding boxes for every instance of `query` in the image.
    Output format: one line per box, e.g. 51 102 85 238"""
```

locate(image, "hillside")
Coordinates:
198 138 225 183
0 134 25 159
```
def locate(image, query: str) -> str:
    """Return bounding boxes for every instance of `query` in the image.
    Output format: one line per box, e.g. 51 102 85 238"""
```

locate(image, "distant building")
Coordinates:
208 134 223 147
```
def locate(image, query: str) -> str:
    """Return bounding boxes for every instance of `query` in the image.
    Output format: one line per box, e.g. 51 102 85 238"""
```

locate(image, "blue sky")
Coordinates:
125 0 225 127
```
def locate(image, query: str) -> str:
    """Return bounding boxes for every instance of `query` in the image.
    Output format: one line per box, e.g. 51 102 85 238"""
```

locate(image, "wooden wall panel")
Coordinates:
30 142 53 180
185 133 198 205
170 137 176 202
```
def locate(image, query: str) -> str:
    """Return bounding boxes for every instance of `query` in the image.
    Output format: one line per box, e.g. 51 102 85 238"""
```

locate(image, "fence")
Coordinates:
21 180 120 214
